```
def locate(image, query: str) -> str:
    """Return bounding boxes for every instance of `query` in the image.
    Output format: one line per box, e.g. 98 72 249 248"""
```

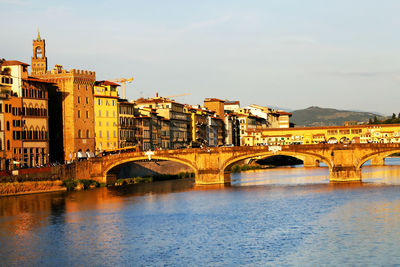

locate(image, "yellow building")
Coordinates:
245 124 400 146
93 81 119 153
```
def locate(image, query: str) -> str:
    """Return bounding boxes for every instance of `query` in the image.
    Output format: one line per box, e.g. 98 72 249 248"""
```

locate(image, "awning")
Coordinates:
77 152 87 158
86 152 95 158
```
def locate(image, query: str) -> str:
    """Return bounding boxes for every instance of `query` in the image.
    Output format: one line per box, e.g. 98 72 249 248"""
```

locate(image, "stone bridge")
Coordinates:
73 143 400 185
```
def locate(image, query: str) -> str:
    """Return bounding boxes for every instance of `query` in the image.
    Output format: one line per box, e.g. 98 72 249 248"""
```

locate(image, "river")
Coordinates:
1 159 400 266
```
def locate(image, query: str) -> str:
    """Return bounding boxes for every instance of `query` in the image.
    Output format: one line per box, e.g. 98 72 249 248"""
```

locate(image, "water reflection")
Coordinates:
231 165 330 186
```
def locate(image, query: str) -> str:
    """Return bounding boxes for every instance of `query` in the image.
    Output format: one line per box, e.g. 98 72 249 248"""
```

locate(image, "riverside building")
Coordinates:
0 60 50 169
93 81 119 153
31 33 96 162
135 97 190 149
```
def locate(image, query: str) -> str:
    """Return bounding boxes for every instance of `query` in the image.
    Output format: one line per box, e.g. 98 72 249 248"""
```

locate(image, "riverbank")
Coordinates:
115 172 194 186
0 181 66 197
0 172 195 197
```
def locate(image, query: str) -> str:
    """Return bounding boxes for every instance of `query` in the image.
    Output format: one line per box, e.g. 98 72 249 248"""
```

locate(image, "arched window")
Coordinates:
35 46 43 58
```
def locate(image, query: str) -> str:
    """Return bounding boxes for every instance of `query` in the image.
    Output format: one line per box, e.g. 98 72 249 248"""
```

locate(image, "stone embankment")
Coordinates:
0 160 193 196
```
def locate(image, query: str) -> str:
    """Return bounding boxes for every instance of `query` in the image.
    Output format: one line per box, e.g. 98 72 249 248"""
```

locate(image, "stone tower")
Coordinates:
31 30 47 74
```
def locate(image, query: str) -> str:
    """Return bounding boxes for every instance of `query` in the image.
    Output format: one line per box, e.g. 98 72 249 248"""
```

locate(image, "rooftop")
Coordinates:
204 98 224 102
2 60 30 67
95 80 121 87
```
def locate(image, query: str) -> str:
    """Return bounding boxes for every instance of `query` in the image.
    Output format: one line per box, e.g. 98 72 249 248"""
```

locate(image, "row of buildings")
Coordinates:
8 33 400 172
242 124 400 146
0 33 292 171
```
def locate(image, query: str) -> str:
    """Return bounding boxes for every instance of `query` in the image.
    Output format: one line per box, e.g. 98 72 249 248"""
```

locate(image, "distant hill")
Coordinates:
291 106 383 127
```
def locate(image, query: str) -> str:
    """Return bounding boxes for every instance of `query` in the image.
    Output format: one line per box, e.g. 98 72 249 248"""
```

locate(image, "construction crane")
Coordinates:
110 77 133 99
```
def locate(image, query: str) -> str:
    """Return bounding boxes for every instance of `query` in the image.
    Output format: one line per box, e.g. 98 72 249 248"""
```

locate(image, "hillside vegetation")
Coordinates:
291 106 382 127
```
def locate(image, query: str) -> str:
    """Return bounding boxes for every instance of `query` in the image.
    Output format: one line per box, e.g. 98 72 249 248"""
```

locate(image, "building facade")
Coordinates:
0 60 50 169
136 97 190 149
118 99 139 149
31 34 96 161
93 81 119 153
243 124 400 146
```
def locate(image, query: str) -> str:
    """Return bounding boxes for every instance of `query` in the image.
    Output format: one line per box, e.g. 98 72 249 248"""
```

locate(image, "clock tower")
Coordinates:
31 30 47 74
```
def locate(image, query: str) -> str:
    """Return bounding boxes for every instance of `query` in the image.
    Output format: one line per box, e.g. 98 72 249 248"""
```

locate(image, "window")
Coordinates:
86 130 90 138
6 121 9 131
86 97 89 104
98 99 101 105
99 110 101 116
78 110 81 118
78 96 81 103
107 131 109 140
99 131 102 138
78 129 81 138
86 111 89 119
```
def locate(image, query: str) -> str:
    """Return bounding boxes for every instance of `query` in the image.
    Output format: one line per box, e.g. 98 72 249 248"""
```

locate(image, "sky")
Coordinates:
2 0 400 115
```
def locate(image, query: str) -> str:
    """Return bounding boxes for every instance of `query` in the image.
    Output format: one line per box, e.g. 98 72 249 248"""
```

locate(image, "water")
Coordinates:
1 159 400 266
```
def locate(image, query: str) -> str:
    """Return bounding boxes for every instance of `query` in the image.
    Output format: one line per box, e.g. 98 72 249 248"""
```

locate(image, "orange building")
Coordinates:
0 60 50 169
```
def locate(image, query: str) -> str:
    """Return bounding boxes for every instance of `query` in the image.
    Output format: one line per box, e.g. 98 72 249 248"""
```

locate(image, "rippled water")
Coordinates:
1 159 400 266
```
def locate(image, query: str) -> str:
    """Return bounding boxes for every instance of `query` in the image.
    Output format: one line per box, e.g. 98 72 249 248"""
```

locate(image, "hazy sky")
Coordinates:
2 0 400 114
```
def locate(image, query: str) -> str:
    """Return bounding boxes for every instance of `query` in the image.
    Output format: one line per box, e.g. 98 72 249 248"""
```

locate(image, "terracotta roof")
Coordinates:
224 101 240 105
2 60 30 66
95 80 120 86
204 98 224 102
276 111 292 116
136 97 174 104
23 77 54 84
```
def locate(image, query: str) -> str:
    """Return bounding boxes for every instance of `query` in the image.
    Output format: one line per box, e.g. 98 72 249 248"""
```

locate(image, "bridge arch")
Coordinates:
221 151 333 174
357 149 400 169
101 155 198 183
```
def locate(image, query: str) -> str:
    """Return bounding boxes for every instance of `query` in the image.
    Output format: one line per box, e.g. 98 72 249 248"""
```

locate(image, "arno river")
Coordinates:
1 159 400 266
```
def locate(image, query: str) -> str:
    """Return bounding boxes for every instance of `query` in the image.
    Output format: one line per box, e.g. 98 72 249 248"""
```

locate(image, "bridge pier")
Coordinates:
329 166 361 182
303 156 320 167
370 156 385 166
195 170 230 185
